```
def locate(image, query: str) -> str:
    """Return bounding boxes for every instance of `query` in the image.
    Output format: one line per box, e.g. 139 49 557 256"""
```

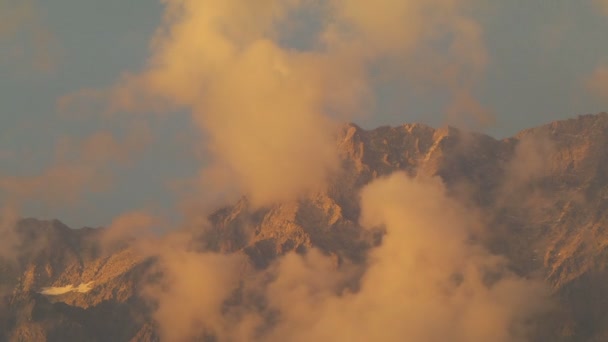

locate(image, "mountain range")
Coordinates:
2 113 608 341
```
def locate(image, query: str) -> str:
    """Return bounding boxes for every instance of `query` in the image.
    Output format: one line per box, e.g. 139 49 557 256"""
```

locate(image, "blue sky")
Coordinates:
1 0 608 227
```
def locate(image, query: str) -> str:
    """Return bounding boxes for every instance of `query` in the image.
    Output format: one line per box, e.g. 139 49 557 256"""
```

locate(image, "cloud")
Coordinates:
0 0 59 74
100 211 164 254
586 65 608 101
142 172 549 342
143 248 251 342
112 0 347 206
45 3 515 337
503 133 555 193
254 173 549 342
39 281 94 296
0 126 151 261
330 0 491 126
447 89 495 128
61 0 490 207
0 124 151 206
54 3 527 338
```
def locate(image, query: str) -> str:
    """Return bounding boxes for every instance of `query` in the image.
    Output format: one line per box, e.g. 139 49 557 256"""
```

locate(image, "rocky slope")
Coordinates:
2 113 608 341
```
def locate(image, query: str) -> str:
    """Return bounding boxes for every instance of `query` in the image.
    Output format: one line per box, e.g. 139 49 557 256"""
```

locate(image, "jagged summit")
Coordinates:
2 113 608 341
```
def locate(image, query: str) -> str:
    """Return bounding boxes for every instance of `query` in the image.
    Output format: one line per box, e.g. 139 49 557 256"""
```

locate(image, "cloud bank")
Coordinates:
144 173 549 342
254 173 548 342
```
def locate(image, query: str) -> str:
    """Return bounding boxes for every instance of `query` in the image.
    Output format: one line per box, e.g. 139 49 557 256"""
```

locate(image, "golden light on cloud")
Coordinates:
77 0 492 207
141 173 549 341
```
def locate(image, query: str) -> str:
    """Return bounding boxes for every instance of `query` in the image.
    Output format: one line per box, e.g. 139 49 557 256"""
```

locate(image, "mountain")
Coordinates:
2 113 608 341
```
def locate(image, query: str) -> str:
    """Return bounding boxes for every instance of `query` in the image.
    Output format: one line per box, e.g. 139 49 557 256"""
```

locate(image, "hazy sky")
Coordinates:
1 0 608 227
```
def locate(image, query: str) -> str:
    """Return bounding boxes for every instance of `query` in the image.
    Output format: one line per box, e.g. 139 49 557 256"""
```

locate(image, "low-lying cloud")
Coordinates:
255 173 548 342
100 210 163 254
499 132 556 206
144 172 549 342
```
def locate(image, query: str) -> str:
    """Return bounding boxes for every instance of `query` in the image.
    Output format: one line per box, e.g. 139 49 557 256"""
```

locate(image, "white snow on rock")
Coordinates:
39 281 94 295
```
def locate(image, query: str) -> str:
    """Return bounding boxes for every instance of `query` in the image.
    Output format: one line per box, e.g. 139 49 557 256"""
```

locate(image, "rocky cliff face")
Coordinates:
0 219 154 342
2 113 608 341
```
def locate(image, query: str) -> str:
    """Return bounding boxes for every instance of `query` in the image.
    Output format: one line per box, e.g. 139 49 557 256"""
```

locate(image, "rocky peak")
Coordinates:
3 113 608 341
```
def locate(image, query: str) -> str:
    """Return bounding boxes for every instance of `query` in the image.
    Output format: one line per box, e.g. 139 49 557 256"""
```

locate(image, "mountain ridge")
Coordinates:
2 112 608 341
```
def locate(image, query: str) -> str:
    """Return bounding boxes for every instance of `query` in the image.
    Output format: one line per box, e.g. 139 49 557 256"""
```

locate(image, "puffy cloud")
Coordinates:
111 0 348 206
66 2 534 339
142 172 549 342
255 173 548 342
63 0 490 207
143 248 252 342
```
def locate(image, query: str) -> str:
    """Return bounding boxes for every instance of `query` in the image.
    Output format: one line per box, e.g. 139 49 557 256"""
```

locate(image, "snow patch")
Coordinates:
39 281 94 295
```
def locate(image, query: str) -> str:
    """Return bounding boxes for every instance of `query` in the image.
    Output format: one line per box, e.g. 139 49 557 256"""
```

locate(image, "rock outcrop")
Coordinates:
2 113 608 341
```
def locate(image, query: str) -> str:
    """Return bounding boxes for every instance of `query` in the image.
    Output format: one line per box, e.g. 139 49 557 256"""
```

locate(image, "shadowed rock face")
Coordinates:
2 113 608 341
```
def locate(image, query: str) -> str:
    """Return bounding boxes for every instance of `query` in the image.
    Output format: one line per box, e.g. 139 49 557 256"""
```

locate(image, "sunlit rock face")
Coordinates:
1 113 608 341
